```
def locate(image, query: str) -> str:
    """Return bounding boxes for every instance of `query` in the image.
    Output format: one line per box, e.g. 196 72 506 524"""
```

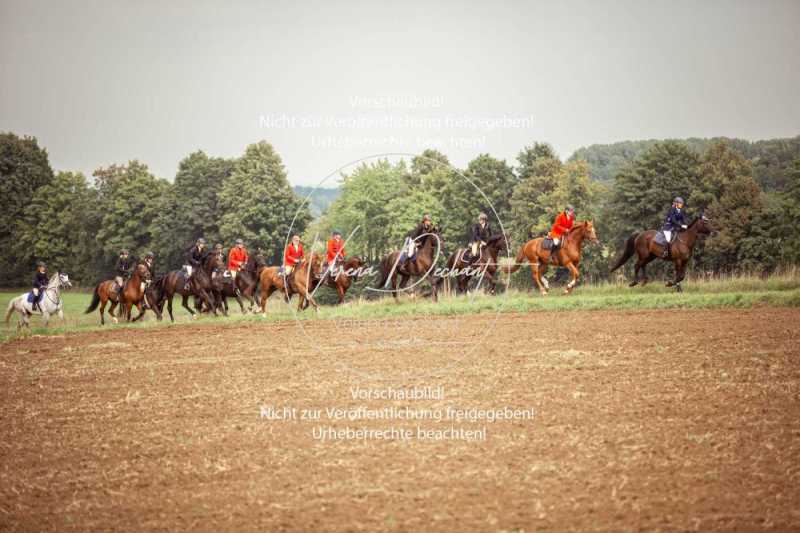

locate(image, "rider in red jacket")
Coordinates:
284 235 304 275
549 205 575 247
227 239 248 278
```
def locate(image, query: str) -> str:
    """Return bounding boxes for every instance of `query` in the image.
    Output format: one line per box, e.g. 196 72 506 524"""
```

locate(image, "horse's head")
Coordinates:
695 213 714 236
346 256 366 280
584 221 600 244
57 272 72 289
204 251 224 274
135 263 152 283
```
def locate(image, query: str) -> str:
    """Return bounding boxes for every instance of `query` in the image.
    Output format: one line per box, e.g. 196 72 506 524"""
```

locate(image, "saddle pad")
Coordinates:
27 291 36 303
654 231 668 246
542 237 554 251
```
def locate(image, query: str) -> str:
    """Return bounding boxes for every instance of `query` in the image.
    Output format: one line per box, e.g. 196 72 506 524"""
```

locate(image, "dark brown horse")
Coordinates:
85 263 155 324
259 253 322 315
505 221 599 296
375 226 443 302
443 233 508 295
312 256 366 304
610 215 713 292
158 251 224 321
217 252 267 314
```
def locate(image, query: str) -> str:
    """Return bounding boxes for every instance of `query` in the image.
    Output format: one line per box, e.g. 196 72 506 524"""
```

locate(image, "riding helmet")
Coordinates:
566 204 575 212
120 248 129 255
332 230 342 237
235 238 244 245
144 251 155 258
422 213 432 222
478 212 488 221
674 197 685 204
196 237 206 245
37 261 46 268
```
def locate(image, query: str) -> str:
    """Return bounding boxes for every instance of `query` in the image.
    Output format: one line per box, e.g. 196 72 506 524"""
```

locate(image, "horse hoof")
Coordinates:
192 314 198 321
112 317 118 324
629 281 638 287
261 313 267 319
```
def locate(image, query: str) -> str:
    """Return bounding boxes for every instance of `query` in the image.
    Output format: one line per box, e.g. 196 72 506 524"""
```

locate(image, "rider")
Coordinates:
325 230 346 275
114 249 133 296
143 251 156 278
284 234 304 276
228 239 248 279
550 204 575 250
31 261 48 311
403 214 433 263
661 196 688 258
467 212 491 262
186 238 208 278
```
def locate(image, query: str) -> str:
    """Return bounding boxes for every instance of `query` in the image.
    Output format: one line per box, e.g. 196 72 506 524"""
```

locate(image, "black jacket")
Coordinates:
115 257 133 277
471 222 491 243
408 222 433 240
662 206 687 231
187 246 209 267
33 271 48 289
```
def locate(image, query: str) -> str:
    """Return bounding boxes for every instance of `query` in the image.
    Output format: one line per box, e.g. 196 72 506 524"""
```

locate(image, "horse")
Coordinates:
311 256 366 304
85 263 157 324
215 252 267 314
610 215 714 292
375 226 443 302
505 221 599 295
157 251 224 321
259 253 322 316
5 272 72 329
443 233 508 295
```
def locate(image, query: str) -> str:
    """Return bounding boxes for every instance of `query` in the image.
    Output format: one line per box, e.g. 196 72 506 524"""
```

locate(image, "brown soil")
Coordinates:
1 308 799 532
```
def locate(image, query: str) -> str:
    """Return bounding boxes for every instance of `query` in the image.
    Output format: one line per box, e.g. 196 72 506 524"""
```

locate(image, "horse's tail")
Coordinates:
85 284 101 313
503 244 528 274
610 233 638 273
4 298 15 324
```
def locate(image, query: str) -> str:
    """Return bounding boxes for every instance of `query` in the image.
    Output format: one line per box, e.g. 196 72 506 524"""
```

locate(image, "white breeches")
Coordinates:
663 230 672 243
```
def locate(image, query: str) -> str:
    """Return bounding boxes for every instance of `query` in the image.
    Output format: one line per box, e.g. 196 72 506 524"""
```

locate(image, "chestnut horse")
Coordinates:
610 214 713 292
505 221 599 295
259 253 322 316
85 263 155 324
444 233 508 295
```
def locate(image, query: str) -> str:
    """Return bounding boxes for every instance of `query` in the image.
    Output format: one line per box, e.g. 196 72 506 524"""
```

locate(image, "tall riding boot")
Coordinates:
662 243 670 259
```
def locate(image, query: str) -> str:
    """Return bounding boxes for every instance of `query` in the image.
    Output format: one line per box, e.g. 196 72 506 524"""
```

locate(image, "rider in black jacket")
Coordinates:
32 261 48 311
468 213 492 261
114 249 133 295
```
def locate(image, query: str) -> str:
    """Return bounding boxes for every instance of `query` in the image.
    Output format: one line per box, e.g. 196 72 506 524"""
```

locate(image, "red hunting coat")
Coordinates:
550 211 575 238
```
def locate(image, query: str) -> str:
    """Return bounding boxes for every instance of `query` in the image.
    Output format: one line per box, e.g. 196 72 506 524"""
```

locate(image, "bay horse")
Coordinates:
375 226 443 302
312 256 366 304
158 251 224 321
117 263 156 322
259 253 322 316
217 252 267 314
444 233 508 295
610 214 714 292
505 221 599 296
85 263 153 325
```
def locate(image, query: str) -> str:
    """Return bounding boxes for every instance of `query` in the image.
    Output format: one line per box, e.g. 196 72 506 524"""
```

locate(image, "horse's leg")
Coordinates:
167 295 175 322
640 255 656 286
563 262 580 295
41 311 50 327
430 275 438 302
261 285 274 317
109 301 119 324
99 300 106 325
181 293 197 319
132 302 146 322
670 259 686 292
531 261 547 296
337 284 345 304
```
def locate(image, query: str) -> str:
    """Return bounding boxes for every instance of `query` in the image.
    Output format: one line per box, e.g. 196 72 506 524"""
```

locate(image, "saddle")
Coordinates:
542 237 555 251
654 231 670 246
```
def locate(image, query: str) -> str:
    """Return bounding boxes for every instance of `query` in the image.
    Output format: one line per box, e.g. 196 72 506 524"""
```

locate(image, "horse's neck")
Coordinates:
567 226 586 247
681 223 700 247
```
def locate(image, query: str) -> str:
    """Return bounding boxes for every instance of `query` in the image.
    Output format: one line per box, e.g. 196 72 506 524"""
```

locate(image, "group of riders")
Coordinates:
28 196 690 310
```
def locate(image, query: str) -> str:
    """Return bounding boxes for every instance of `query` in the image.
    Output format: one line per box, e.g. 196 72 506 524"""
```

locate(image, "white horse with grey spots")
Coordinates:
5 272 72 328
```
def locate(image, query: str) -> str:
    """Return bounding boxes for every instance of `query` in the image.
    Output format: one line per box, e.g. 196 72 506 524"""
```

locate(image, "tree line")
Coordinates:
2 131 799 287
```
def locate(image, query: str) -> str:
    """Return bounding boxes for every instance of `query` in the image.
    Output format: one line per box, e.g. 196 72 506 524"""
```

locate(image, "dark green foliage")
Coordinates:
0 133 54 284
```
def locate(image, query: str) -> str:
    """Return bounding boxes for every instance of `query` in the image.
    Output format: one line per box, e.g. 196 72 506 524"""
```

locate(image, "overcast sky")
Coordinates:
2 0 799 186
